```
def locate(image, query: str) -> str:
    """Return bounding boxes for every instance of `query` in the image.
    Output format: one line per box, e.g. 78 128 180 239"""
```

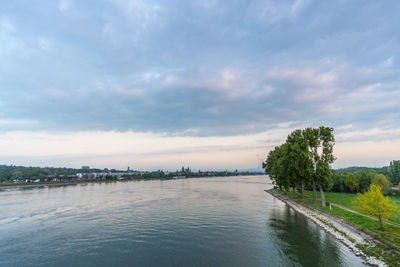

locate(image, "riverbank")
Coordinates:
0 179 152 190
0 180 121 190
266 189 389 266
0 176 202 190
0 175 250 190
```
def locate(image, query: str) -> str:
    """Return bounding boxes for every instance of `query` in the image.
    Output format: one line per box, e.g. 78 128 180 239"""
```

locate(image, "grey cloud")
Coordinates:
0 0 400 139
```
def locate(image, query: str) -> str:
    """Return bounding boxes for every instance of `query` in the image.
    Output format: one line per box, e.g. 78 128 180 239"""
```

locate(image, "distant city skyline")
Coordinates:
1 1 400 169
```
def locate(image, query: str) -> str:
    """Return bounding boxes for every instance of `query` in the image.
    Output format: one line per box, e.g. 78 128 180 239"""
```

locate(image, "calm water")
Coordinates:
0 175 365 266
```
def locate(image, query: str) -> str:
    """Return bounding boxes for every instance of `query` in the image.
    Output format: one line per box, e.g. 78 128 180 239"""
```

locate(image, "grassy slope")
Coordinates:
300 191 400 224
284 190 400 250
283 190 400 265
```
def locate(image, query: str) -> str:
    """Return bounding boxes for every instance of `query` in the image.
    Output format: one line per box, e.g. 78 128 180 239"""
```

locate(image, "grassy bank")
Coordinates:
298 191 400 225
282 190 400 265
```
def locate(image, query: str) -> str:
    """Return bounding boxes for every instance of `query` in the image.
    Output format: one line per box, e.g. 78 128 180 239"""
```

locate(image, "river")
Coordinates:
0 175 365 266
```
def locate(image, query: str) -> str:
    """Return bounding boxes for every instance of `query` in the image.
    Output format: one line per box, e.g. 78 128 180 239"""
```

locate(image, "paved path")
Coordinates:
331 203 400 228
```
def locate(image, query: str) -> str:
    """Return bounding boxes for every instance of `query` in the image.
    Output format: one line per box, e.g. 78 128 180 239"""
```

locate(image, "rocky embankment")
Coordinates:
265 189 387 266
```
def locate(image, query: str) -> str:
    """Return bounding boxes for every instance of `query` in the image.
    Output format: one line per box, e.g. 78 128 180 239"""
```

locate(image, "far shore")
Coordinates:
0 178 167 190
0 175 261 190
0 180 118 190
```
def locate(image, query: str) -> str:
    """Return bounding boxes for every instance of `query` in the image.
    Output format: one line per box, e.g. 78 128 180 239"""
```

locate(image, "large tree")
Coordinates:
345 173 359 192
304 126 335 206
263 144 290 190
358 169 374 193
372 174 391 193
317 126 335 206
388 160 400 185
286 129 312 198
303 127 320 203
353 185 398 229
263 126 335 205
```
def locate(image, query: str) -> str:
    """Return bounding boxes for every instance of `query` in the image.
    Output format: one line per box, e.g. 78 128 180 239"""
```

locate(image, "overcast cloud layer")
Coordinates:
0 0 399 169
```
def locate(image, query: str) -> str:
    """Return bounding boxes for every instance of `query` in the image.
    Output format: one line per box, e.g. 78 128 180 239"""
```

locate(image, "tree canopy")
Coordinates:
353 184 398 228
263 126 335 206
372 174 391 193
388 160 400 185
345 173 359 192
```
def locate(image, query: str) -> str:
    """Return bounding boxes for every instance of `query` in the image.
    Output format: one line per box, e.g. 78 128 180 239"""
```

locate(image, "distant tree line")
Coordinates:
121 170 261 180
0 165 88 181
0 164 262 183
332 167 396 195
0 165 128 182
263 126 335 206
334 160 400 186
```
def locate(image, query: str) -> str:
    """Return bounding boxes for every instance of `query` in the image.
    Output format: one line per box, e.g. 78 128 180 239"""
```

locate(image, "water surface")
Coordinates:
0 176 365 266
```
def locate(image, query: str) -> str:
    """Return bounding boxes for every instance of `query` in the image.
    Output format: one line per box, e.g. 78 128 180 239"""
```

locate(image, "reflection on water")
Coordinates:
0 176 365 266
269 206 363 267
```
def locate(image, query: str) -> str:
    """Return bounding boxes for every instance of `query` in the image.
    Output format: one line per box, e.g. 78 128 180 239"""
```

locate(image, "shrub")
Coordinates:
345 173 359 192
372 174 391 193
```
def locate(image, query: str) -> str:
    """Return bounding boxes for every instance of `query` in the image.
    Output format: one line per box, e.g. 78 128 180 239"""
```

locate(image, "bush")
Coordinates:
331 170 346 192
345 173 359 192
386 189 400 196
358 169 374 193
372 174 391 193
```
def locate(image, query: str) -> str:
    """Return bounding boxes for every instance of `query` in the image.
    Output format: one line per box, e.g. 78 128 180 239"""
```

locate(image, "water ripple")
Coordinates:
0 176 366 267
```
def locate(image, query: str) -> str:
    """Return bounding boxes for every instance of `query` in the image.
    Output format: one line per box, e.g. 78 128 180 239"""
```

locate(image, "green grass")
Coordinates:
389 196 400 224
282 190 400 252
281 189 400 265
356 243 400 267
299 190 400 224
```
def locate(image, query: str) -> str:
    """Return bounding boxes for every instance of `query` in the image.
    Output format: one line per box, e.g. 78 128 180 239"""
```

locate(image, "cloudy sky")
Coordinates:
0 0 399 170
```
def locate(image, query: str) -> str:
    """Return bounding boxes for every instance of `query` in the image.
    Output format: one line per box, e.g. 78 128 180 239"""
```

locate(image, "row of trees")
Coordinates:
0 165 83 181
337 161 400 186
0 165 126 182
332 170 392 193
388 160 400 185
263 126 335 206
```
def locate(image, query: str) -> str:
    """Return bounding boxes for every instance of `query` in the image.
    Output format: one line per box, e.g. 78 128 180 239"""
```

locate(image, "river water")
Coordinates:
0 175 365 266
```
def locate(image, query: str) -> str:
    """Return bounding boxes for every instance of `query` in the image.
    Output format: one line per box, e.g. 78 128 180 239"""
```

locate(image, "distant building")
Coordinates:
82 166 90 170
127 166 134 174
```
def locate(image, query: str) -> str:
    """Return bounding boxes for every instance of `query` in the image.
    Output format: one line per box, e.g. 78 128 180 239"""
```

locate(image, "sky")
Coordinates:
0 0 399 171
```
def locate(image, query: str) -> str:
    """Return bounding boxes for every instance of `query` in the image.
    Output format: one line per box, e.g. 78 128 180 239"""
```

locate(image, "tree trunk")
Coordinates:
319 183 326 207
312 180 317 203
292 186 296 194
379 215 382 229
301 181 304 199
